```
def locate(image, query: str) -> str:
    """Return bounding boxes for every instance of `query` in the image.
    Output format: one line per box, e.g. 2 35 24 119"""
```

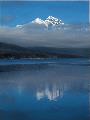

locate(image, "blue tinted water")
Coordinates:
0 58 89 65
0 58 90 120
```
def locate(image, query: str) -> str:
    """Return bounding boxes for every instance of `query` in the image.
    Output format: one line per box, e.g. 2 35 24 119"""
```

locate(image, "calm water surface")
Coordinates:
0 58 90 120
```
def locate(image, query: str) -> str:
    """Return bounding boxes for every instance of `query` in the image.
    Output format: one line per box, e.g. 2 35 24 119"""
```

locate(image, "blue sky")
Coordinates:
0 1 89 26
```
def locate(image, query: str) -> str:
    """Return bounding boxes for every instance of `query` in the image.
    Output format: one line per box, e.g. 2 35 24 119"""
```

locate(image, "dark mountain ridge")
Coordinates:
0 42 90 59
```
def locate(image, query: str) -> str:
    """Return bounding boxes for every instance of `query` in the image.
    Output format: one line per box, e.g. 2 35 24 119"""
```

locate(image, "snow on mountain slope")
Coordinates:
16 16 64 29
32 16 64 27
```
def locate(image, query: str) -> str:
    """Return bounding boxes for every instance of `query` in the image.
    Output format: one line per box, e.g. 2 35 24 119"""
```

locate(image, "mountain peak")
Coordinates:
16 16 64 29
32 16 64 28
46 16 59 22
32 18 45 25
45 16 64 26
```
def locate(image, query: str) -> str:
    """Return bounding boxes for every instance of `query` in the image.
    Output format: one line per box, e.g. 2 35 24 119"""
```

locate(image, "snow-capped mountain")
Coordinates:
32 16 64 28
16 16 64 30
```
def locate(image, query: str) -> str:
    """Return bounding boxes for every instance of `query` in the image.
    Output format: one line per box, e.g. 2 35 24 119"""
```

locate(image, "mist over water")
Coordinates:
0 59 90 120
0 24 90 48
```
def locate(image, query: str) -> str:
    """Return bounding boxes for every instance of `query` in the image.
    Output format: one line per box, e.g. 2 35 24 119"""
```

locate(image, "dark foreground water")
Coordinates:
0 58 90 120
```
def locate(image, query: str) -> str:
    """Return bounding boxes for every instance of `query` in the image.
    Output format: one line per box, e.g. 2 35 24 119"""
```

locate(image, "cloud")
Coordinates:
0 17 90 48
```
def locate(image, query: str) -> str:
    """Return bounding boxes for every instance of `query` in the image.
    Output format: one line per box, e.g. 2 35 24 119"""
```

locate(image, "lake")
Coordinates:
0 58 90 120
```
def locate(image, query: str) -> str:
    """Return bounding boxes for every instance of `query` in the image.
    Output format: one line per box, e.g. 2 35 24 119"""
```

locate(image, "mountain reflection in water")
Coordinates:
0 60 90 120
